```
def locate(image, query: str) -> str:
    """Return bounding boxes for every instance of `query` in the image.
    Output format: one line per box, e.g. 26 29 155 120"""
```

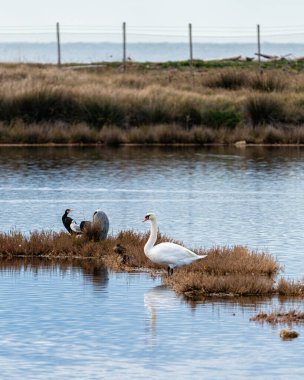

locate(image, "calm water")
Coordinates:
0 259 303 379
0 42 304 63
0 146 304 378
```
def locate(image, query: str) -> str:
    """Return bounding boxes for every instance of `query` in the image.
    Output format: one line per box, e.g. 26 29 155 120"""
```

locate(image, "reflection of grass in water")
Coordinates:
0 256 109 289
1 229 303 298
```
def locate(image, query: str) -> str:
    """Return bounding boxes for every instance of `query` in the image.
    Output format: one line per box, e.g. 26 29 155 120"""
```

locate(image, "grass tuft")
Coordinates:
245 95 285 126
205 70 247 90
277 277 304 296
250 309 304 324
250 73 287 92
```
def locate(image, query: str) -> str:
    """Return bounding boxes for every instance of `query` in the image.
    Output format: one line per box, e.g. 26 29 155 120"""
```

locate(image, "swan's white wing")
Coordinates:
70 220 81 233
150 242 206 267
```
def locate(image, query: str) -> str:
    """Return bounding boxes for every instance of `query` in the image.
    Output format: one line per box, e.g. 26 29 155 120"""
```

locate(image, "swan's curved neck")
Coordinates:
144 219 157 255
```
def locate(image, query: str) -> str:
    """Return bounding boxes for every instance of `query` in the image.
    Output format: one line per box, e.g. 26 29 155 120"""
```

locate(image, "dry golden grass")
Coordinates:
277 278 304 296
162 246 278 298
164 272 274 298
190 246 279 276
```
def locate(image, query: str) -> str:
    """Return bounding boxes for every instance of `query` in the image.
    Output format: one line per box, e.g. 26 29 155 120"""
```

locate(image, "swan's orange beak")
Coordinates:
143 216 149 222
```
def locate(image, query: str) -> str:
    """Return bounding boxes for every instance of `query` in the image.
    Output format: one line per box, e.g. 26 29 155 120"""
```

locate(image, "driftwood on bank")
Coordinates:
219 55 242 61
255 52 279 60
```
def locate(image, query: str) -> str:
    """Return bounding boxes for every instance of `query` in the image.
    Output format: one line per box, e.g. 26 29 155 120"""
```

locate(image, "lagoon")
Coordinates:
0 146 303 378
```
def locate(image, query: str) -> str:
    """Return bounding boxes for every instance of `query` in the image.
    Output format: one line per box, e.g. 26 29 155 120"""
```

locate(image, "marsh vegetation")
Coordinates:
250 310 304 324
1 63 304 144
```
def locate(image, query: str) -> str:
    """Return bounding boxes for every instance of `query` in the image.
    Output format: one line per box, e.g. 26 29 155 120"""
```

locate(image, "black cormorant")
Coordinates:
62 209 74 234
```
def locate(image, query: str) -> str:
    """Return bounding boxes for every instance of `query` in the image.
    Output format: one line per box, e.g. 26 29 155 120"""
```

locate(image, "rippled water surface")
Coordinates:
0 146 304 378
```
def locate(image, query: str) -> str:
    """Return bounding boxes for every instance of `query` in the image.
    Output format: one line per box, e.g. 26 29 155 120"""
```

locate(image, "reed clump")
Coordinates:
204 70 248 90
250 309 304 324
276 278 304 296
192 246 280 276
163 246 279 298
249 72 287 92
245 95 286 126
164 272 274 298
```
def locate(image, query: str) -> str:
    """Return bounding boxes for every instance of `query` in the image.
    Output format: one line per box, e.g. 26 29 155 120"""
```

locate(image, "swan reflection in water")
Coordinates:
144 285 180 336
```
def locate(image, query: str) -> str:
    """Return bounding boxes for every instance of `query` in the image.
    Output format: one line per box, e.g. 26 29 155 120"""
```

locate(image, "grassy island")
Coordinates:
1 61 304 144
1 229 303 299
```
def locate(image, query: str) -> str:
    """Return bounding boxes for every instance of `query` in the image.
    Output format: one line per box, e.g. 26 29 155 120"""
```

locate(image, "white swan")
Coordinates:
143 213 207 275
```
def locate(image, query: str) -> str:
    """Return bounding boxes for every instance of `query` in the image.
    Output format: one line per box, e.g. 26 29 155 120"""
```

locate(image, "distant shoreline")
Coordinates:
2 41 304 63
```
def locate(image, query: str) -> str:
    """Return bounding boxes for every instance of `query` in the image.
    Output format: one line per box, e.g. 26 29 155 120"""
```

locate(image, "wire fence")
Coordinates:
0 23 304 64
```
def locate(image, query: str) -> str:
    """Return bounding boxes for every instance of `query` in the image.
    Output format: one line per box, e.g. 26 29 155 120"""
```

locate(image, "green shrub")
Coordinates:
245 95 285 126
201 109 241 129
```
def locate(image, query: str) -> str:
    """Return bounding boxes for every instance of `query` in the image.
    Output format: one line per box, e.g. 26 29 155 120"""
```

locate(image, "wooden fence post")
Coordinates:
189 23 193 65
123 22 126 72
56 22 61 66
257 24 262 74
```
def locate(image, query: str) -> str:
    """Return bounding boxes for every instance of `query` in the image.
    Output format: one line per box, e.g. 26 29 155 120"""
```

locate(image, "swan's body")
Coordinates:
143 213 207 275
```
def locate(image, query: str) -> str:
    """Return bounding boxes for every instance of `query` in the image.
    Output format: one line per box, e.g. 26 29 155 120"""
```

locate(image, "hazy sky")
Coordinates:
2 0 304 42
2 0 303 26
